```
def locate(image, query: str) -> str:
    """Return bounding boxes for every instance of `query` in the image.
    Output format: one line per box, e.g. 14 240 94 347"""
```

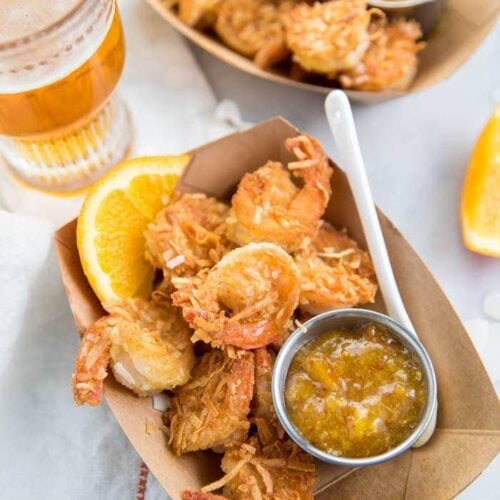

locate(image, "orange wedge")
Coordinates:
461 106 500 257
77 155 190 303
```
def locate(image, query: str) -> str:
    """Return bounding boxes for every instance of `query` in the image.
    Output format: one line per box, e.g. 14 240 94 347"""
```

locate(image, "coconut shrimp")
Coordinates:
72 296 194 406
215 0 291 69
178 0 223 28
295 222 378 314
283 0 373 76
201 436 317 499
165 349 255 455
252 348 284 445
144 193 231 285
226 134 332 253
172 243 300 349
339 18 425 92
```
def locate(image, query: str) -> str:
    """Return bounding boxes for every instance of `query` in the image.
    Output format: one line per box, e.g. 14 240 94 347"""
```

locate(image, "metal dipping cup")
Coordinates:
271 308 438 467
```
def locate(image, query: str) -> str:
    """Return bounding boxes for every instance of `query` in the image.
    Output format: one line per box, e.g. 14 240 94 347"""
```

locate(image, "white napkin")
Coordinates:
0 1 244 498
0 211 154 499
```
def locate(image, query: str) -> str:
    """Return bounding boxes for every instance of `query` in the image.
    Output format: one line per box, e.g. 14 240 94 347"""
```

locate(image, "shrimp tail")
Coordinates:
285 134 332 190
72 319 111 406
284 134 333 236
184 309 281 349
222 319 281 350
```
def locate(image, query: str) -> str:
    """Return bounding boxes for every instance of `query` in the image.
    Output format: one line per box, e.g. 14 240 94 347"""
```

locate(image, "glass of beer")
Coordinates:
0 0 131 193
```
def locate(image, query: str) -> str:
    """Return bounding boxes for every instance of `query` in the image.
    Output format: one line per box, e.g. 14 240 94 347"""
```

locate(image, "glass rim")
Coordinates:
0 0 106 52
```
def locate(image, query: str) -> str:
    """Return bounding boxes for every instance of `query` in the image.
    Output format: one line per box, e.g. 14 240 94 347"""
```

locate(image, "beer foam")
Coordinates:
0 0 113 94
0 0 81 45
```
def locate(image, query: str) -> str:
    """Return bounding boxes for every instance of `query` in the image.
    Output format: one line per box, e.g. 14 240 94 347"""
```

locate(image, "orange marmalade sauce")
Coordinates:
285 323 426 458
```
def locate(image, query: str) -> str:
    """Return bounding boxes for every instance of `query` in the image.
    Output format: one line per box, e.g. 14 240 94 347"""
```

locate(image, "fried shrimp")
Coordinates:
166 349 255 455
252 348 284 445
178 0 223 28
72 296 194 406
339 18 425 91
172 243 300 349
72 317 112 406
226 134 332 252
215 0 290 69
295 222 378 314
283 0 373 76
201 437 317 499
144 193 230 284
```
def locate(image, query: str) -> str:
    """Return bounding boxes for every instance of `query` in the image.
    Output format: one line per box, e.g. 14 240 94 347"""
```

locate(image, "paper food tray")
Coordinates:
55 117 500 498
144 0 499 102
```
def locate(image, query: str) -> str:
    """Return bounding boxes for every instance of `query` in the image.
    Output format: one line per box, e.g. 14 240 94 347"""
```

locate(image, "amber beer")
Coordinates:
0 0 131 192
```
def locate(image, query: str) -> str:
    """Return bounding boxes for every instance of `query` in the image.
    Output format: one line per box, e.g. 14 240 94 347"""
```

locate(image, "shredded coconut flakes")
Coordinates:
166 255 186 269
294 319 308 334
318 248 356 259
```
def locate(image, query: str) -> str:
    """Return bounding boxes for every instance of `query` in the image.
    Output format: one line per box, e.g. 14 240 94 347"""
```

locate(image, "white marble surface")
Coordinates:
189 24 500 499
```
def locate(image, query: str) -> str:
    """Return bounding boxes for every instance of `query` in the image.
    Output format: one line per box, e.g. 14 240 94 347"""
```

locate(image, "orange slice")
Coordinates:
77 155 190 303
461 106 500 257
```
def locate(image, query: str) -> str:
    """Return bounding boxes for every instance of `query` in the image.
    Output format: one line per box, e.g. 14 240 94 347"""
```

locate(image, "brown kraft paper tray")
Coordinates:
145 0 500 102
55 117 500 498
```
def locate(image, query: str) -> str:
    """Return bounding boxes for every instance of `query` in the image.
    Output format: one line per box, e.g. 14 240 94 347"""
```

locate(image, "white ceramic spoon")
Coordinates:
325 90 436 446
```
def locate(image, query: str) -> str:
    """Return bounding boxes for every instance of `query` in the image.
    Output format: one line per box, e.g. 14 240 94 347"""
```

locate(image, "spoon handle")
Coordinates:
325 90 416 337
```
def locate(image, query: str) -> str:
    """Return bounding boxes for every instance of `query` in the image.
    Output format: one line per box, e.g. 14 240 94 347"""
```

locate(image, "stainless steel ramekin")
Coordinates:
271 309 438 467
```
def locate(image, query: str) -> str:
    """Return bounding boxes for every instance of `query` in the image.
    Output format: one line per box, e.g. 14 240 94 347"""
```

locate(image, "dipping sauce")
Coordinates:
285 323 426 458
